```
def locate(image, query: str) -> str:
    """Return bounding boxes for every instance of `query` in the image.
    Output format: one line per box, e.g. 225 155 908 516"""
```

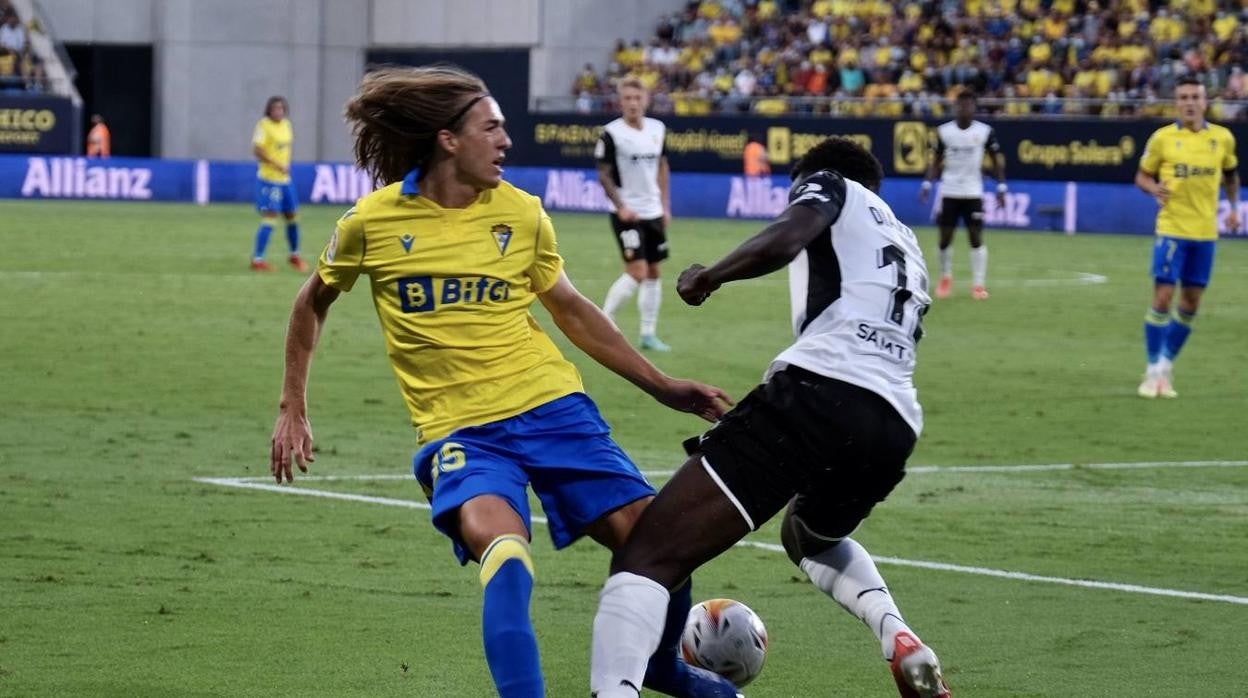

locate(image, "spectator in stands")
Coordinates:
0 7 26 56
86 114 111 158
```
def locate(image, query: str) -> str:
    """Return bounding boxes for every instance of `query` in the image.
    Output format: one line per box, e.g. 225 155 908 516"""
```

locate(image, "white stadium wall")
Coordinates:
38 0 681 162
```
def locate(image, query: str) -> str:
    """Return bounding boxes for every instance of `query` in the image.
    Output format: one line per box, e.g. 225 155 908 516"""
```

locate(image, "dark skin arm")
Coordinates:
992 151 1007 207
919 152 943 204
1224 169 1241 231
676 204 832 305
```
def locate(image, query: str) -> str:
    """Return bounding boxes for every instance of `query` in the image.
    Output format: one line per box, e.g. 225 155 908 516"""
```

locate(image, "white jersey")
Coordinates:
934 119 1001 199
769 170 930 436
595 117 666 220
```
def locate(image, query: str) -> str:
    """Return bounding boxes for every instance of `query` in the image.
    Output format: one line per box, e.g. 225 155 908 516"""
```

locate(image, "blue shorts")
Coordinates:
256 179 298 215
1152 236 1216 288
413 393 656 565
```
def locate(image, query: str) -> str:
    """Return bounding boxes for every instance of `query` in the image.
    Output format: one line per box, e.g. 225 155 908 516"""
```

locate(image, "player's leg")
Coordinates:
592 371 813 697
1141 237 1181 397
775 383 947 697
251 180 279 271
1159 240 1214 397
638 219 672 351
967 200 988 300
604 214 645 321
935 200 957 299
518 394 737 697
591 454 755 698
282 184 307 272
413 432 544 698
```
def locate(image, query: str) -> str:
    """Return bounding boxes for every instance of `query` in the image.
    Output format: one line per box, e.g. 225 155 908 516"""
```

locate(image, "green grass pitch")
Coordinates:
1 200 1246 696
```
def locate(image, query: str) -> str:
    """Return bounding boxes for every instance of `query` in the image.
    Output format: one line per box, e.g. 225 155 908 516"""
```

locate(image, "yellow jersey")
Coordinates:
1139 122 1239 240
317 177 584 444
252 117 293 184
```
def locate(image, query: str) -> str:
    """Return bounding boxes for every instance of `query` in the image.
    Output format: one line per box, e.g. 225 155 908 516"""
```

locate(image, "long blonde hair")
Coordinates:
344 65 489 185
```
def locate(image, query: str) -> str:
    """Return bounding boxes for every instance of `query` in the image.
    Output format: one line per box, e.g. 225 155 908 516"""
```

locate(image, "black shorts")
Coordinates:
693 366 916 538
938 196 984 229
609 214 669 264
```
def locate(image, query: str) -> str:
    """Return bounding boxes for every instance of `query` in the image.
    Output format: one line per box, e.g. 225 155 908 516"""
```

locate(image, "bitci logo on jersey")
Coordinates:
397 275 511 313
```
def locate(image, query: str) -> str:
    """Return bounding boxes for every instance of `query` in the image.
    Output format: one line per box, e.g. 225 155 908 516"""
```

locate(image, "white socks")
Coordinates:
638 279 662 337
938 247 953 278
799 538 912 661
591 572 669 697
603 274 640 321
970 245 988 287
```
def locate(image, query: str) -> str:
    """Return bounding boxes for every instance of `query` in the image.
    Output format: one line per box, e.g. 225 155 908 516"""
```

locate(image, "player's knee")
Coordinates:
780 501 841 566
479 533 534 587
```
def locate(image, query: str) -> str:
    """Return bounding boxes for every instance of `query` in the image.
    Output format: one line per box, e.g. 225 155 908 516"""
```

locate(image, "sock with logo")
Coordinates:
799 537 913 661
604 274 640 321
938 247 953 278
592 572 669 698
253 221 274 261
1144 306 1170 371
639 279 662 337
1163 308 1195 362
285 220 301 256
480 535 544 698
970 245 988 287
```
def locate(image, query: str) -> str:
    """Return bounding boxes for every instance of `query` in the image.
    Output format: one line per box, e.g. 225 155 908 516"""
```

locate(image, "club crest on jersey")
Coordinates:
400 232 415 252
491 224 513 255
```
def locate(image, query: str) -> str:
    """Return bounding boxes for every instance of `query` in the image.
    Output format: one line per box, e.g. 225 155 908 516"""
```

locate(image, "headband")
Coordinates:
442 93 491 131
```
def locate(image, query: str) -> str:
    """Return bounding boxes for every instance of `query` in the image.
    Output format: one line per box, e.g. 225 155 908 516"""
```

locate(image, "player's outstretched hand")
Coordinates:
271 407 315 483
654 378 734 422
1228 207 1241 233
677 264 721 306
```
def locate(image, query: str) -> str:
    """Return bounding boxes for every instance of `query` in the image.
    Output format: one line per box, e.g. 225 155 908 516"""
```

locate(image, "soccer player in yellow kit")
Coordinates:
269 66 740 698
1135 75 1240 398
250 96 306 272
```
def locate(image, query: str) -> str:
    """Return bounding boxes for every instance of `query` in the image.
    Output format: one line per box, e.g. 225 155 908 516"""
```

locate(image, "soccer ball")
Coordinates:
680 598 769 687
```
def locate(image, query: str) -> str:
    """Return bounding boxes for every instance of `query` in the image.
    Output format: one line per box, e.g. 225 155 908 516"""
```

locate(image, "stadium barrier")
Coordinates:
0 95 82 154
523 113 1248 182
2 154 1246 238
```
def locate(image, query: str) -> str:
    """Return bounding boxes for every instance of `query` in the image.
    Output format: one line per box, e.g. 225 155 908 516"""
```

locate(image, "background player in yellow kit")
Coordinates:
1134 75 1240 398
268 66 739 698
250 96 305 271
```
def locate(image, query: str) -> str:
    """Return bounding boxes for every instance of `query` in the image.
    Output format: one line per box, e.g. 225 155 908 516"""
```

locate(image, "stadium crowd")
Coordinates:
0 1 47 94
570 0 1248 118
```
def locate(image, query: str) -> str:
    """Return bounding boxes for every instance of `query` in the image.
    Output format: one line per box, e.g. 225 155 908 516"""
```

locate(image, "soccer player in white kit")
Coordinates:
590 137 951 698
920 91 1007 300
596 78 674 351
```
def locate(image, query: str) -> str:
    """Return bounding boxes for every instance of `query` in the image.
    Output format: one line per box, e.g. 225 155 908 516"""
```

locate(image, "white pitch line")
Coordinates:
193 475 1248 606
220 460 1248 483
735 541 1248 606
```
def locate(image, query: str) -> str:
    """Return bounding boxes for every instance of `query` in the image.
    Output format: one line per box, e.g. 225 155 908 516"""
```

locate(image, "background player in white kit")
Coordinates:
596 78 673 351
920 91 1007 300
590 138 951 698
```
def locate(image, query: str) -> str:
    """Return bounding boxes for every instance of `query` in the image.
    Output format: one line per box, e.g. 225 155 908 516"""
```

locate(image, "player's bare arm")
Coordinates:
659 155 672 228
538 272 731 421
271 273 340 482
992 151 1008 207
1135 168 1170 205
919 152 943 204
1223 169 1240 231
678 204 832 306
596 161 637 222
